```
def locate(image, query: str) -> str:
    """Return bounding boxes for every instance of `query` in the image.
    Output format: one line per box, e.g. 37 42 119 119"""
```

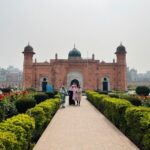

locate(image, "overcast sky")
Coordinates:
0 0 150 73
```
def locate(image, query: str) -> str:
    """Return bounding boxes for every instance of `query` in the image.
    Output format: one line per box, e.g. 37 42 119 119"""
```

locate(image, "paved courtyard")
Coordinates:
33 96 139 150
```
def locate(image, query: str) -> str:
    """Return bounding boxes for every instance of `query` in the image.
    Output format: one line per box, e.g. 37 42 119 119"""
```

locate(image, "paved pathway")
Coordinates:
33 96 139 150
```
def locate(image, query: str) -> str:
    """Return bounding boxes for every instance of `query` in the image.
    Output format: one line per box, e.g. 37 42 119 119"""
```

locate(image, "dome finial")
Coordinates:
74 43 75 48
28 42 30 46
120 41 122 46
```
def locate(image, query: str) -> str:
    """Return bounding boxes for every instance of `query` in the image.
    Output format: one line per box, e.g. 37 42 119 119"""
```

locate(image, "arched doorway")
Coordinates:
101 77 110 91
103 78 108 91
67 72 83 88
42 78 47 92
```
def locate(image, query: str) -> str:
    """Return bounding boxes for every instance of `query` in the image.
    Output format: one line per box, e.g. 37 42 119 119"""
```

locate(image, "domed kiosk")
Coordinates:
22 43 35 54
115 43 126 54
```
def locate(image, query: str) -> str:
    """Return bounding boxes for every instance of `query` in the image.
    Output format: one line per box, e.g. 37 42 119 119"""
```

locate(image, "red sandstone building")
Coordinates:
22 44 127 91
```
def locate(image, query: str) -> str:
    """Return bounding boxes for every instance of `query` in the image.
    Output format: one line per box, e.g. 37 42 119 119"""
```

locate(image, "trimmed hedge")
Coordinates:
27 107 46 142
86 90 150 150
26 98 60 142
0 131 18 150
120 95 142 106
101 97 131 132
0 114 35 150
0 95 60 149
45 92 55 98
109 93 142 106
0 109 4 122
15 98 36 113
34 93 49 104
125 107 150 150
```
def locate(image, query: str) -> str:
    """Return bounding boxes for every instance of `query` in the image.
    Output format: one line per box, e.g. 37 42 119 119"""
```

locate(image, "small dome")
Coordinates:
68 45 81 58
115 43 126 54
24 44 33 52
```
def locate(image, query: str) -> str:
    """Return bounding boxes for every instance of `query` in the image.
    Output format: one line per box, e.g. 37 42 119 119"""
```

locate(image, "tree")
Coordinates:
136 86 150 96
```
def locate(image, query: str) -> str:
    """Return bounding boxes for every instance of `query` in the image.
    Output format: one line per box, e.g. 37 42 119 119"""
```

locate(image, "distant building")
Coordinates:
127 68 150 87
0 66 22 89
22 43 127 91
130 69 138 81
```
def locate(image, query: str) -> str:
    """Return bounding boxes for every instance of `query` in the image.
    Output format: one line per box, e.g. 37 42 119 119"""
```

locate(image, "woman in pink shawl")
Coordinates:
71 84 78 103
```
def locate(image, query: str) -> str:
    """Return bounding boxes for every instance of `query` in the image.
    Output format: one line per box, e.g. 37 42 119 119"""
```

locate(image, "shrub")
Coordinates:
0 131 20 150
101 97 132 132
143 130 150 150
27 107 46 130
98 91 108 95
1 88 11 93
87 90 150 150
26 107 46 141
26 87 36 92
108 93 120 98
5 114 35 141
86 90 109 112
126 96 141 106
0 97 18 119
120 95 142 106
0 114 35 150
0 124 26 149
143 101 150 107
54 93 60 99
125 107 150 150
0 109 4 122
136 86 150 96
45 92 55 98
26 98 60 142
34 93 48 104
38 98 60 117
15 98 36 113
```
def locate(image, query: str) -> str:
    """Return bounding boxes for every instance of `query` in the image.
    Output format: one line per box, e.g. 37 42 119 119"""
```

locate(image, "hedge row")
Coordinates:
86 91 150 150
108 93 142 106
125 107 150 150
26 98 60 142
0 98 60 149
0 114 35 150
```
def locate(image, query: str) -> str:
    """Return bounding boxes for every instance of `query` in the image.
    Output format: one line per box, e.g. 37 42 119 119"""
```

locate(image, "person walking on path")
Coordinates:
76 85 82 106
68 86 75 105
72 84 78 105
59 86 67 108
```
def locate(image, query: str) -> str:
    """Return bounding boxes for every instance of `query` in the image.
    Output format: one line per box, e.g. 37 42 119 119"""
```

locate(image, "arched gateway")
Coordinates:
67 72 83 88
22 44 127 91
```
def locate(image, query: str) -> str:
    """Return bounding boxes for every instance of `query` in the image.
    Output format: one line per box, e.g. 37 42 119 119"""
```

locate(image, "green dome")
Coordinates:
68 46 81 58
22 43 35 54
115 43 126 54
24 44 33 52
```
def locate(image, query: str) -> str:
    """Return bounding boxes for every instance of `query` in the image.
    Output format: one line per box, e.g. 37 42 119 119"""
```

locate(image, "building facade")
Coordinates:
22 44 127 91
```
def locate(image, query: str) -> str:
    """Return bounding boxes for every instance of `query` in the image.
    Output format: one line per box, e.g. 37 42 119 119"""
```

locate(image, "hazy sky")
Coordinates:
0 0 150 73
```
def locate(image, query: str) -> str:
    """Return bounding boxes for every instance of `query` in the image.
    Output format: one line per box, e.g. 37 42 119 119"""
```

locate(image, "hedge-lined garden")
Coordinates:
0 90 60 150
86 91 150 150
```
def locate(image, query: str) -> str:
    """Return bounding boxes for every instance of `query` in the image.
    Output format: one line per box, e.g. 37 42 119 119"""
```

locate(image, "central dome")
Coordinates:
68 45 81 58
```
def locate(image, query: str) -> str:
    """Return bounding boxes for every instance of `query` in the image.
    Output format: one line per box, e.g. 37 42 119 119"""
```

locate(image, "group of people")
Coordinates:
59 84 82 108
